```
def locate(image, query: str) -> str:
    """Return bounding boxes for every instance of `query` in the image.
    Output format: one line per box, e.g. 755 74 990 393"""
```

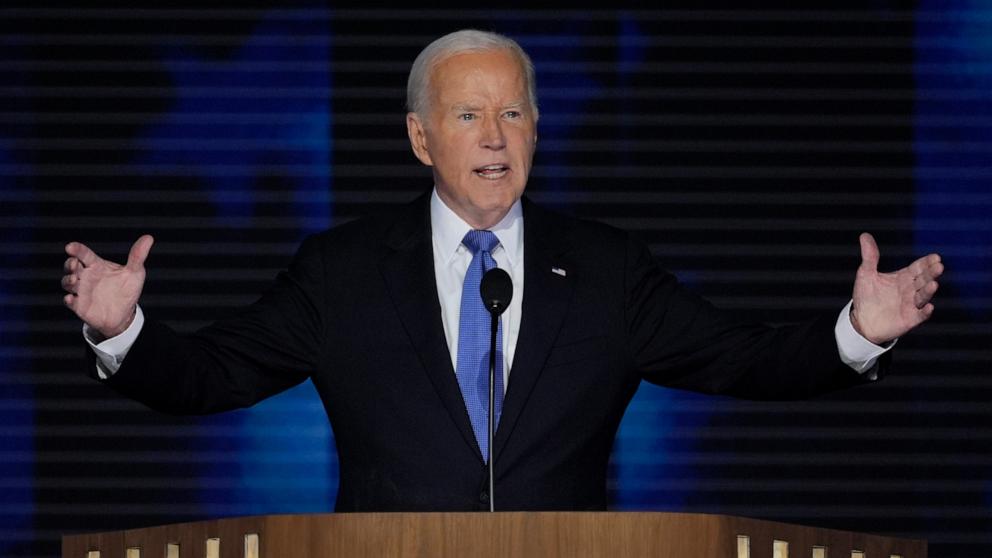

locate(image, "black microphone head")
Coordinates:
480 267 513 316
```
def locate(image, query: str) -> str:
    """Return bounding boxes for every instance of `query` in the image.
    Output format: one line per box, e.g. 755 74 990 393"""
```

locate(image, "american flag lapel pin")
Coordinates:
551 266 567 277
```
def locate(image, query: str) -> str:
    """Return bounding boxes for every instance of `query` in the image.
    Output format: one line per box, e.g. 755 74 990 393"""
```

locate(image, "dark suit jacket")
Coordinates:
93 192 877 511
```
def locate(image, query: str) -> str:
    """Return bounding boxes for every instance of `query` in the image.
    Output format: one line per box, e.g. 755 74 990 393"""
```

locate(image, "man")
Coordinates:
61 30 943 511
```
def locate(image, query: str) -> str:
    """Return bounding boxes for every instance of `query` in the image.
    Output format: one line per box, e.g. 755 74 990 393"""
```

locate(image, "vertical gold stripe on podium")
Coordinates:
166 543 179 558
773 539 789 558
736 535 750 558
852 551 865 558
206 537 220 558
125 548 140 558
812 545 826 558
244 533 259 558
86 551 100 558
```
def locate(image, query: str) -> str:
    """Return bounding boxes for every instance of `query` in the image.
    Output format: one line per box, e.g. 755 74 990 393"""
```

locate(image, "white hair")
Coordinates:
406 29 538 119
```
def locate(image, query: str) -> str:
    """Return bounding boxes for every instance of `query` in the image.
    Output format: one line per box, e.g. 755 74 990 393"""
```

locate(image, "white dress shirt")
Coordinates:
86 189 889 381
430 189 523 390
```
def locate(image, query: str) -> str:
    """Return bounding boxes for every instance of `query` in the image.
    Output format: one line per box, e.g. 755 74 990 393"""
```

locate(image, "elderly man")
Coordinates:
62 30 942 511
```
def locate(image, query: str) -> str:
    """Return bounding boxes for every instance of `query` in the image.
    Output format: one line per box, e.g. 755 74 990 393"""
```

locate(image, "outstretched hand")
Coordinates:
62 235 154 339
850 232 943 345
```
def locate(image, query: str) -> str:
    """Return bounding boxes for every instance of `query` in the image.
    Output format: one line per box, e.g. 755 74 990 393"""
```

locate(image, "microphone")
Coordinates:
481 267 513 317
479 267 512 512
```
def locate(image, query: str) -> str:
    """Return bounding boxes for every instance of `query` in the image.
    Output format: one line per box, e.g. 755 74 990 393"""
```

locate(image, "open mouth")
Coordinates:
474 164 509 180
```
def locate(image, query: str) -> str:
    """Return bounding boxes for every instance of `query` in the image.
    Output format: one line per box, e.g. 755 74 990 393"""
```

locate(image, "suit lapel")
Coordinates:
495 198 576 458
378 193 483 460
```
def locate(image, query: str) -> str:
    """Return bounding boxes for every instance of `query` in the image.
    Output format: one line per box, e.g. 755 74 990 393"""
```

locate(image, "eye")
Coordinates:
458 113 475 121
504 110 521 119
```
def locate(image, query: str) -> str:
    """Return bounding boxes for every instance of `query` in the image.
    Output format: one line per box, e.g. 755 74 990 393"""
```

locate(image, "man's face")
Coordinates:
407 49 537 229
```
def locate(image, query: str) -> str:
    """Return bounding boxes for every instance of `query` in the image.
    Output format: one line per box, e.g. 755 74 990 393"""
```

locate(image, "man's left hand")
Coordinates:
850 232 944 345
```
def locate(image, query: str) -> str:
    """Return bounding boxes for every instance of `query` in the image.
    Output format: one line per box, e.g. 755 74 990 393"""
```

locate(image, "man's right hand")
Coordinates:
62 235 154 339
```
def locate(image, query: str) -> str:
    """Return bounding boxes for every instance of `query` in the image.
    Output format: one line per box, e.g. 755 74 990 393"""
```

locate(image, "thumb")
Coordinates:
858 232 879 274
126 234 155 270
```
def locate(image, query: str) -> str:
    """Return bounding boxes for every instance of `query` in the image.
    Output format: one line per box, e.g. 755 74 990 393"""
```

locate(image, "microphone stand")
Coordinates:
487 311 498 513
480 266 511 513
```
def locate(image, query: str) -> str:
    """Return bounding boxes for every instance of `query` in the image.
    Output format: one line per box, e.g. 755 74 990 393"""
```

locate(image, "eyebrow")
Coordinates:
450 101 526 112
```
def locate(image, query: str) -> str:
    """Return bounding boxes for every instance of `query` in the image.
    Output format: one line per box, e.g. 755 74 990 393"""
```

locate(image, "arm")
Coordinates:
64 235 326 414
625 232 942 400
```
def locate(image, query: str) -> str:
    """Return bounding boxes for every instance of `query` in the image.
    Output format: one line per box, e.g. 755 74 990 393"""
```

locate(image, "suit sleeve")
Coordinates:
88 234 327 414
623 233 883 400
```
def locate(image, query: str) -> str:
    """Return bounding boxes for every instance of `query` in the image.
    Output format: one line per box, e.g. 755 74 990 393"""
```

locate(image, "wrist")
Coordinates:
850 305 887 346
98 305 137 340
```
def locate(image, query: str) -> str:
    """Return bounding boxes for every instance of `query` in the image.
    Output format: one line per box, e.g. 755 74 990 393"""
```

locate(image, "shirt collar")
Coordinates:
430 188 523 267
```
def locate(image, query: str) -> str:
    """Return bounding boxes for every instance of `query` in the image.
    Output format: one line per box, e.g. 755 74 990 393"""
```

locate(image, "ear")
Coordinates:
406 112 434 167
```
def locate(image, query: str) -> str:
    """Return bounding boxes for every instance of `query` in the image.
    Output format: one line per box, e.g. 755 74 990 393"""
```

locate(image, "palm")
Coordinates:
851 233 943 345
63 235 154 339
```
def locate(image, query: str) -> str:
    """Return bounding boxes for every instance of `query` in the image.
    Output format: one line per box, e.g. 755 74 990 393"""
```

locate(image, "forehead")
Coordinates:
430 49 526 105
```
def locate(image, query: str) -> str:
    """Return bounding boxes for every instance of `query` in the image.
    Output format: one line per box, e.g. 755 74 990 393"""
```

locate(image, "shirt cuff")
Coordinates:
83 305 145 380
835 300 895 379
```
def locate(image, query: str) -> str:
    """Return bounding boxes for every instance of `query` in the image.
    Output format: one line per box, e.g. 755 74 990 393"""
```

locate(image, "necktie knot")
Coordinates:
462 229 500 255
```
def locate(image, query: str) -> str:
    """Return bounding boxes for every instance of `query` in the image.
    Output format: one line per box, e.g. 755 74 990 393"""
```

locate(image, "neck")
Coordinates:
436 192 513 230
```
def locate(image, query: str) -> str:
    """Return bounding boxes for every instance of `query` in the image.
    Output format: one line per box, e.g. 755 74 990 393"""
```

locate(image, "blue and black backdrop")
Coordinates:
2 5 990 558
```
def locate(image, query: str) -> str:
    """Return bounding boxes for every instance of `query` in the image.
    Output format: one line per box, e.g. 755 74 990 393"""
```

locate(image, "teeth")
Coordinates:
475 166 508 180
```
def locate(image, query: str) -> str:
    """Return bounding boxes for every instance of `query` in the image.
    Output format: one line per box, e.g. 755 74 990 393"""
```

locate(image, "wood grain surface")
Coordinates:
63 512 927 558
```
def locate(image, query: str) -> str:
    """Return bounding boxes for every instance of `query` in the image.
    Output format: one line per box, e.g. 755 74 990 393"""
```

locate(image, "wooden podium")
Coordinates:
63 512 926 558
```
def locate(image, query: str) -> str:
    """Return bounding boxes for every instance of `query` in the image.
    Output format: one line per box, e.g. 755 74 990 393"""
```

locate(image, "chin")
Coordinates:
482 191 519 210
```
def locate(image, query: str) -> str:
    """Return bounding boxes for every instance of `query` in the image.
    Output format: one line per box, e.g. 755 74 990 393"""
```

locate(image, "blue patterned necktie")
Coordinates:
456 229 505 462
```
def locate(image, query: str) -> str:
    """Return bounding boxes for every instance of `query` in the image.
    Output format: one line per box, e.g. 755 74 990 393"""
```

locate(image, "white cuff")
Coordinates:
83 306 145 380
835 300 895 379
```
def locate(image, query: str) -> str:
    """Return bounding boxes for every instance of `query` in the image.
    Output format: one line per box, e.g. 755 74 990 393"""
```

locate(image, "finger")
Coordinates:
911 253 943 276
63 257 78 274
63 292 76 309
907 254 934 276
126 234 155 271
858 232 879 273
914 259 945 284
915 281 939 308
65 241 98 267
928 259 945 280
61 273 78 294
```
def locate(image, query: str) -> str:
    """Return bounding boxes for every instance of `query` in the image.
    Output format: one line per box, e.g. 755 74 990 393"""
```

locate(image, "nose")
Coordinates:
480 115 506 151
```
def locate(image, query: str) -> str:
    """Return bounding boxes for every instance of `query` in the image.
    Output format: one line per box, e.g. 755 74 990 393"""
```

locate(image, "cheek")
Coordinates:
440 144 472 170
517 130 536 154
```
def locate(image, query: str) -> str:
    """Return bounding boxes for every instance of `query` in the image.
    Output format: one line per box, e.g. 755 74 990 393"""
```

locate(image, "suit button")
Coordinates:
479 491 489 504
